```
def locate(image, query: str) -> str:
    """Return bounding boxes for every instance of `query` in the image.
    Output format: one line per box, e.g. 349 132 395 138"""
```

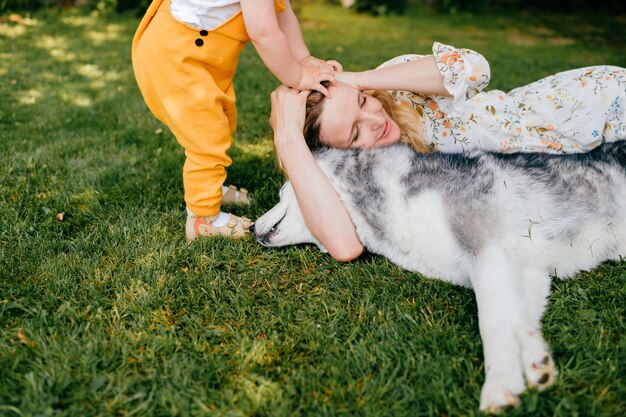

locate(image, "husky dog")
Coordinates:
253 141 626 413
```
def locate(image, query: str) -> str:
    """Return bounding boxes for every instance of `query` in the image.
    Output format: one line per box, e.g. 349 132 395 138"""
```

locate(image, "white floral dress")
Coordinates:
382 42 626 153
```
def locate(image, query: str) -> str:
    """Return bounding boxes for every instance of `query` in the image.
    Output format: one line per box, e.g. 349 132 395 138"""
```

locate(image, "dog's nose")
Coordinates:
248 223 255 234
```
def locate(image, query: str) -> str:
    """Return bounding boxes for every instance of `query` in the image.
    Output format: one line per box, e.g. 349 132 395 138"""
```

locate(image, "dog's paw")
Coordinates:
520 331 558 390
479 373 525 414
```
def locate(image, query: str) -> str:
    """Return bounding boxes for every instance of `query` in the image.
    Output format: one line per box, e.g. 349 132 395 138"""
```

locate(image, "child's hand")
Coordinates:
300 56 343 73
297 64 335 97
325 59 343 73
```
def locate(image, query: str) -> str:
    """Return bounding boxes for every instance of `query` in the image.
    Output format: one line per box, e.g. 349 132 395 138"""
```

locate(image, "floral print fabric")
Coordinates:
380 42 626 153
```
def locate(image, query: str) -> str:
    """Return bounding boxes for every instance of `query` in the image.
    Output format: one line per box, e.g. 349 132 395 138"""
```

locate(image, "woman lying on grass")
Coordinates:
270 42 626 261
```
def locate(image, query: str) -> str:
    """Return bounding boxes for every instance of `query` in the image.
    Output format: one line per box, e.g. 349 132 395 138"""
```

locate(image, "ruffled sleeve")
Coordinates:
432 42 490 115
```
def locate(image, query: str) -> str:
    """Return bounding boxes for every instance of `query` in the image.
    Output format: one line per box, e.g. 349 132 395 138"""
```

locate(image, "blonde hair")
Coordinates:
366 89 430 153
303 85 430 153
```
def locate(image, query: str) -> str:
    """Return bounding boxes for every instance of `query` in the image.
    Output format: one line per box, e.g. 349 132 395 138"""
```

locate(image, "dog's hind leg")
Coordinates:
516 266 558 391
471 246 526 413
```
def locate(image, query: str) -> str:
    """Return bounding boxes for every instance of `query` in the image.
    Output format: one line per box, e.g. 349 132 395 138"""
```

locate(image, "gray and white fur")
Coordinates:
253 141 626 413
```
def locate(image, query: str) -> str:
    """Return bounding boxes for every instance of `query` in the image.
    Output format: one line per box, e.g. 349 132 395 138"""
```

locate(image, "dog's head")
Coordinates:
252 182 327 252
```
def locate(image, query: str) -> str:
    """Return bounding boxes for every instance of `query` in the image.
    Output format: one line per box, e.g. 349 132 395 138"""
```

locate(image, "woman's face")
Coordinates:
318 82 401 149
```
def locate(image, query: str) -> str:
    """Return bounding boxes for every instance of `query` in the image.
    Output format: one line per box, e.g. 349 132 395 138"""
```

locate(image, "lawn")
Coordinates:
1 3 625 416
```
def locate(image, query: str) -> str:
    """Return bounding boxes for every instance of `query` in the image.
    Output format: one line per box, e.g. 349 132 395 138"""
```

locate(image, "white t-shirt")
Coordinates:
170 0 242 30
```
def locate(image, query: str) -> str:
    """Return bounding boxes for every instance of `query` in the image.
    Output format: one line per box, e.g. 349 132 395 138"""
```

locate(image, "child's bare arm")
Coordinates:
278 1 343 73
241 0 337 95
241 0 301 87
276 0 310 62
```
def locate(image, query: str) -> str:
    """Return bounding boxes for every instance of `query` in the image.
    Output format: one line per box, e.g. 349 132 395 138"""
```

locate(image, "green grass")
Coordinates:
1 3 625 416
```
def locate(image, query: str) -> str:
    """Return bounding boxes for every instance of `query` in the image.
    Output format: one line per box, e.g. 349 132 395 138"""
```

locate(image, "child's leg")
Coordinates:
132 3 250 238
178 149 251 215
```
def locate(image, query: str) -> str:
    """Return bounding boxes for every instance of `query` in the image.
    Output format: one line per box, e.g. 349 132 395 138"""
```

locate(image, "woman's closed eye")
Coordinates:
350 94 368 144
351 129 359 144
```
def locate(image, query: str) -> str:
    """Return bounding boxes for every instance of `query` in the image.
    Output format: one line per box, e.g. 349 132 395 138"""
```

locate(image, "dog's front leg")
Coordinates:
471 247 526 413
517 266 557 390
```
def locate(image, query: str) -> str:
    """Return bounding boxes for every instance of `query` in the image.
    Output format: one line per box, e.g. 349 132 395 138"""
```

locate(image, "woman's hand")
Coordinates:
270 85 311 146
335 71 361 89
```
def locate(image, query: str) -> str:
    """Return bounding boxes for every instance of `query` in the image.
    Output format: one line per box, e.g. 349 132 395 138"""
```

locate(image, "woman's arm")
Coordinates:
337 43 491 103
270 86 364 262
337 55 450 96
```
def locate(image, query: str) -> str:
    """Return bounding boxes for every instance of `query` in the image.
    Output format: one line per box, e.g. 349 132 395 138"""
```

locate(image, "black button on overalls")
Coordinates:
196 30 208 47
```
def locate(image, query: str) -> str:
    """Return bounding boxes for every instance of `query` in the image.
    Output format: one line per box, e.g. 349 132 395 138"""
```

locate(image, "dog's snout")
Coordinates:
249 223 255 234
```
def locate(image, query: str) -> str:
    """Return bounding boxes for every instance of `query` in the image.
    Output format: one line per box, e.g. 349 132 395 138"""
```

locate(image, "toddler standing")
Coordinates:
132 0 341 240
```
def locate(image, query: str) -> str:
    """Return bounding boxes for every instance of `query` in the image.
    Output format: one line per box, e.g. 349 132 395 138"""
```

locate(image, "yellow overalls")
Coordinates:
132 0 285 216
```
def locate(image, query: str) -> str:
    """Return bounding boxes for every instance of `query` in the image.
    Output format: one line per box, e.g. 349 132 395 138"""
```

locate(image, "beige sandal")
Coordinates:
222 185 251 205
186 212 252 241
